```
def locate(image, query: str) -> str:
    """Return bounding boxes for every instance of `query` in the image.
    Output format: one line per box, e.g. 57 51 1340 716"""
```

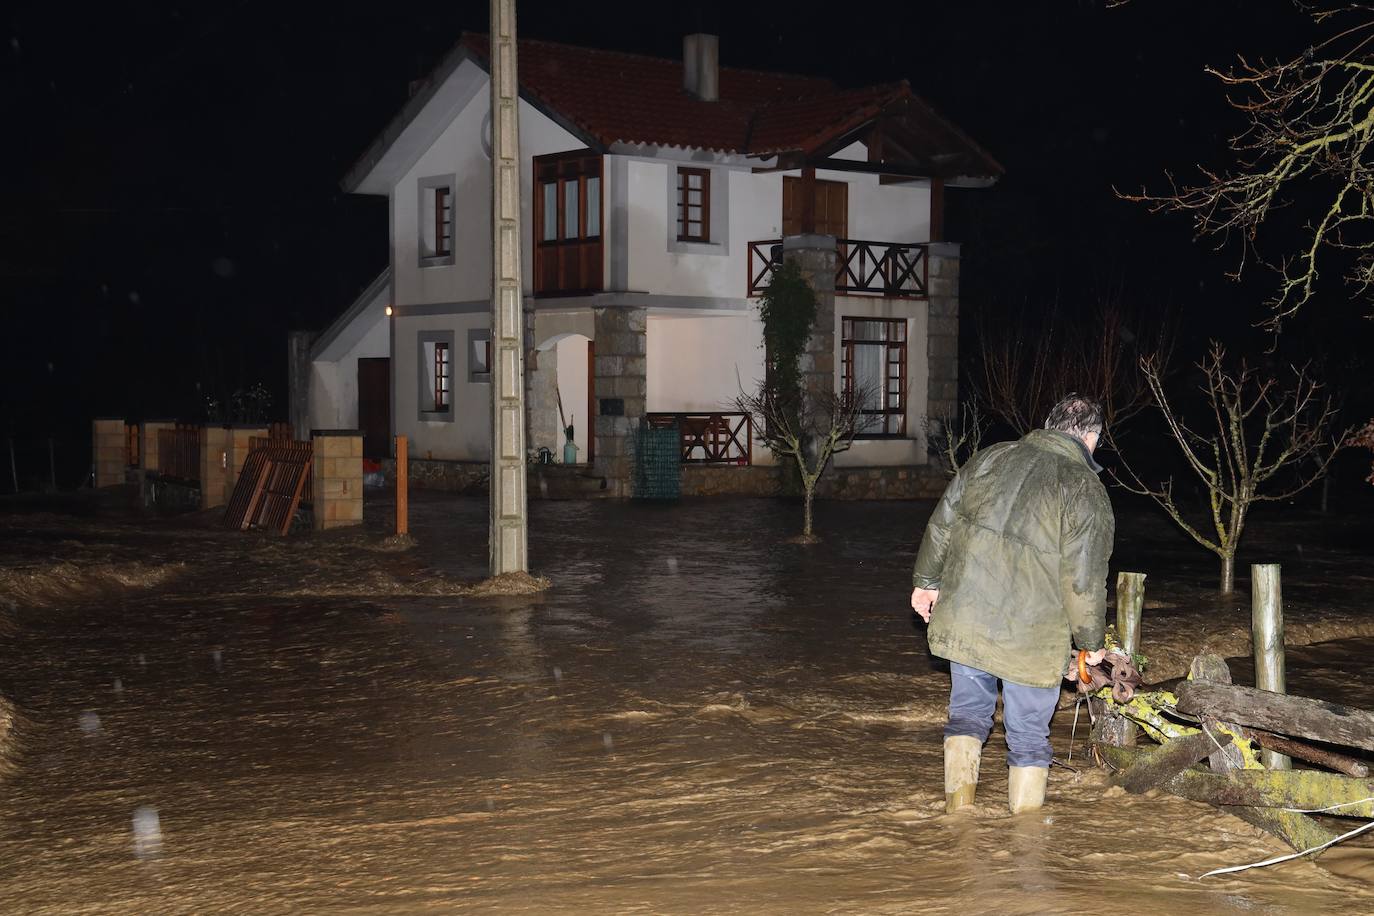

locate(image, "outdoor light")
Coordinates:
385 305 393 317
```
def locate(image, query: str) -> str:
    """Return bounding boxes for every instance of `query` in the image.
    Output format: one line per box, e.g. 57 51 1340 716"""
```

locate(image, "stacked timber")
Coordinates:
1095 652 1374 857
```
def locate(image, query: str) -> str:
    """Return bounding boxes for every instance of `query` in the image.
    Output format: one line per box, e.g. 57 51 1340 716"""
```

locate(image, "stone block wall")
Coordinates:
784 235 839 405
311 431 363 530
92 418 126 488
524 307 562 457
592 307 647 498
925 242 961 427
380 458 489 494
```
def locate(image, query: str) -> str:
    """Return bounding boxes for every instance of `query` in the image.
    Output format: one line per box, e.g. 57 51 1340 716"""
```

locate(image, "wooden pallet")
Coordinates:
222 440 313 535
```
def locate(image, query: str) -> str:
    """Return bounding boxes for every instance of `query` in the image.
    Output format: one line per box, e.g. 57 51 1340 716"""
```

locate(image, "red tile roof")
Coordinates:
458 34 1000 176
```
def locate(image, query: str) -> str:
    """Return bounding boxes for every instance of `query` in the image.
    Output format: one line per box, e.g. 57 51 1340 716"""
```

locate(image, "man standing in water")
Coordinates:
911 395 1115 815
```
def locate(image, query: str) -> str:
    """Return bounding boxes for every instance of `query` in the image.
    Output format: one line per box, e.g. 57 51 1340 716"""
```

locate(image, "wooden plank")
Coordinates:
1176 680 1374 752
1113 731 1231 794
1245 729 1370 777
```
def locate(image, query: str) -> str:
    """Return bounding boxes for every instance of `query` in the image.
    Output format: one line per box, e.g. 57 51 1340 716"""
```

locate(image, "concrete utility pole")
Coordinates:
488 0 529 575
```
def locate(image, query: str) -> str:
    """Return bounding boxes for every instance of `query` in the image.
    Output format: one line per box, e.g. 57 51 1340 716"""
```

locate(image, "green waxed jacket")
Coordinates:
913 429 1115 688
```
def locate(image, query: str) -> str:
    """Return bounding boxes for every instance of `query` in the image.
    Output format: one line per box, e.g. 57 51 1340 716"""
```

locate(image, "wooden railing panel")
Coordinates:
748 238 929 299
646 413 752 465
157 426 200 482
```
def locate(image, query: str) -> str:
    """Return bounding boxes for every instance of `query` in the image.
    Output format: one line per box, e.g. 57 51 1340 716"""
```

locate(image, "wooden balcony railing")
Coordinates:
748 238 929 299
157 426 200 482
645 412 753 465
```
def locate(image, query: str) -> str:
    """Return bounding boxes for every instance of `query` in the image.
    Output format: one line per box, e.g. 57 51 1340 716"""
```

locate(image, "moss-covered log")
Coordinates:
1114 731 1231 794
1175 681 1374 752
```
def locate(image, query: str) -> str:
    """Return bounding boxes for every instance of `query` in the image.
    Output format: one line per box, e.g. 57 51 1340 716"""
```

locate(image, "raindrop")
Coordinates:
9 37 19 53
137 653 147 667
128 291 140 304
113 677 123 694
211 648 223 670
666 557 679 574
484 797 495 811
602 732 614 750
78 710 102 736
552 666 563 682
211 256 236 278
132 806 162 858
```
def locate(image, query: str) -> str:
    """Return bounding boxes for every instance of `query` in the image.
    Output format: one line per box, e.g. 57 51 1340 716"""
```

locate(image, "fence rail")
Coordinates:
748 238 929 299
645 412 753 465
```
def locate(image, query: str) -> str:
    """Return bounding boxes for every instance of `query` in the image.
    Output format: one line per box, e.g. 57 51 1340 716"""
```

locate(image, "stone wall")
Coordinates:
592 306 647 498
816 465 949 500
784 235 839 405
680 465 782 497
380 458 490 494
925 243 961 427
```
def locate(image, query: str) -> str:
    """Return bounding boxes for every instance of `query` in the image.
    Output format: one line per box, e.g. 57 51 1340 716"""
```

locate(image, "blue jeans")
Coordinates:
944 662 1060 768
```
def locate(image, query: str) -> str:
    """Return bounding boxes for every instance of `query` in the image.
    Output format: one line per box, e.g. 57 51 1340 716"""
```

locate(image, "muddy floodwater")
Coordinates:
1 492 1372 913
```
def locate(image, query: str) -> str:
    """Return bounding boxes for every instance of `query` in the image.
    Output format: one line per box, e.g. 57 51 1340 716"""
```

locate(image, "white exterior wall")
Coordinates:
392 312 491 460
645 312 773 465
391 65 584 307
553 334 591 458
622 155 931 299
832 295 930 467
308 317 390 430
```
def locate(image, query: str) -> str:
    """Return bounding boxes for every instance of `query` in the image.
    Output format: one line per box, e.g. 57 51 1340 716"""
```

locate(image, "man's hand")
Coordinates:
911 587 939 623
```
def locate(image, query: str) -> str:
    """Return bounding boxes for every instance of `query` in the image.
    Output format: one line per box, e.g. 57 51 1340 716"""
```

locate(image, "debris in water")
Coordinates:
132 806 162 858
78 710 101 736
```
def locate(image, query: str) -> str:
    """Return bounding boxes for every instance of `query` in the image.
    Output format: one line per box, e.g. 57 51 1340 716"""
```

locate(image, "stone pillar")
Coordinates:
199 425 231 509
287 330 317 442
925 242 961 426
311 430 363 530
592 306 647 497
139 420 176 474
524 308 560 456
488 0 529 574
783 234 838 404
226 425 269 497
92 418 126 488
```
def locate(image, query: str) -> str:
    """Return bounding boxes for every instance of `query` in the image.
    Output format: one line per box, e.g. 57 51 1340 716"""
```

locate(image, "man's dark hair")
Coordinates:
1044 394 1105 440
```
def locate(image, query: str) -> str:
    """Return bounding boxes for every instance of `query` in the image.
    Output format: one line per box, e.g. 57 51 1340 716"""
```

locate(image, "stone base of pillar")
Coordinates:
592 307 647 497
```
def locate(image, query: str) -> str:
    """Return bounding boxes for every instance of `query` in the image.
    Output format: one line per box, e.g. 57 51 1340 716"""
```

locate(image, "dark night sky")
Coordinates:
2 0 1364 484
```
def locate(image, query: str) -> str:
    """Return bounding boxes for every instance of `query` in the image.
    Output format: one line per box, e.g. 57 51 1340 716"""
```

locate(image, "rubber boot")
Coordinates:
1008 766 1048 814
943 735 982 813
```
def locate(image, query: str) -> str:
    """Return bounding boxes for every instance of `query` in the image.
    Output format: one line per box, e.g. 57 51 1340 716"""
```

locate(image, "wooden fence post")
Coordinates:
396 435 408 537
1099 571 1147 747
1252 563 1290 770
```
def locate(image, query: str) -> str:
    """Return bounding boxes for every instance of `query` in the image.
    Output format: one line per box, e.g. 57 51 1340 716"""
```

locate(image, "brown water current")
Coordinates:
0 493 1372 913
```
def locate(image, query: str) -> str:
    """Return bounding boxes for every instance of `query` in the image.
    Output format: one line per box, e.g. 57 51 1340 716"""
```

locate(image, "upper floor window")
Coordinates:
676 167 710 242
841 317 907 436
533 151 603 296
419 177 455 264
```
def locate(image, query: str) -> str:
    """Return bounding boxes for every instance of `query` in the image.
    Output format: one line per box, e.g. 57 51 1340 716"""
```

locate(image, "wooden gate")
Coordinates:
221 439 313 535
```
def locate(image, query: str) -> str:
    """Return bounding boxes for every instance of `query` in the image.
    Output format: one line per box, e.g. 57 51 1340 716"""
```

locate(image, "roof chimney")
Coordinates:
683 34 719 102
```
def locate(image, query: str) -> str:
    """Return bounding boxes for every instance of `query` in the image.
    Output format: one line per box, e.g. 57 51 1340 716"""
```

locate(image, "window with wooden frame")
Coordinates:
432 341 451 409
841 317 907 436
676 167 710 242
419 178 455 262
533 151 603 295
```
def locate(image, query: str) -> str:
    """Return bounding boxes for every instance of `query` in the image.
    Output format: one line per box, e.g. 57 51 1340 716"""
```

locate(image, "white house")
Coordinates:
301 33 1001 497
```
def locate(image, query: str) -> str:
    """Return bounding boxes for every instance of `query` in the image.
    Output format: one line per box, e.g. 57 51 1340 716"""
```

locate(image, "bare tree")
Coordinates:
923 396 990 477
1117 342 1347 592
976 298 1174 443
1123 6 1374 332
1348 417 1374 483
735 383 873 542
